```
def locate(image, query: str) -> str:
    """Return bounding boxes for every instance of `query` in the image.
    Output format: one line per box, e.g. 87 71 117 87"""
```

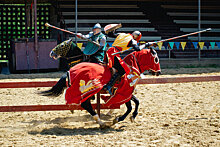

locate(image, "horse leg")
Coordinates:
113 100 132 125
81 98 106 128
130 95 139 122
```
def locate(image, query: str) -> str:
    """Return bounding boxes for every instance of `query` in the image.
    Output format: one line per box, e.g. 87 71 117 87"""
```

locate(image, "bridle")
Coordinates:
151 50 159 64
63 54 85 60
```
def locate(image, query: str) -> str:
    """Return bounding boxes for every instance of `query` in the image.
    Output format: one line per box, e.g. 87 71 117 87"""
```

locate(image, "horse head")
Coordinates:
49 39 85 67
148 48 161 76
125 48 161 76
50 39 73 59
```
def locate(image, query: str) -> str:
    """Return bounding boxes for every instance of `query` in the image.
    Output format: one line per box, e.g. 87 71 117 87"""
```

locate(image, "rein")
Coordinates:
63 54 84 60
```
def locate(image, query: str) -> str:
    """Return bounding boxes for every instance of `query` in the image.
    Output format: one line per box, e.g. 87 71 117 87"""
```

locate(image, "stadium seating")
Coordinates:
55 0 220 58
56 0 161 42
138 1 220 58
162 1 220 41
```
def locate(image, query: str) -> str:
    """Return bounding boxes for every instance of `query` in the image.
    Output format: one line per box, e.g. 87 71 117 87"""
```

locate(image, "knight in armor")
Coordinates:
77 23 107 63
103 30 142 95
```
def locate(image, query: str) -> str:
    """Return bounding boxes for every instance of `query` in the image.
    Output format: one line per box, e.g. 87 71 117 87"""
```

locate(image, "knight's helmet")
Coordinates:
92 23 102 35
132 31 142 43
93 23 101 30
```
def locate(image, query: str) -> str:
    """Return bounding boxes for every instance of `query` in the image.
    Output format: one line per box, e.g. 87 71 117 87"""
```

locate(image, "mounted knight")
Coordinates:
49 23 107 68
103 24 144 95
77 23 107 64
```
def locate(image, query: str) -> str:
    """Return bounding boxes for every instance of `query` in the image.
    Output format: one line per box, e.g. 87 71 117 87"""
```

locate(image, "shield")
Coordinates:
104 24 122 34
83 41 100 55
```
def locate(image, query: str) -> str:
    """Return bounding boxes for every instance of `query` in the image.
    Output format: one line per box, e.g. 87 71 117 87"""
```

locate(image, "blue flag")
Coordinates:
216 42 220 49
108 42 113 47
175 42 180 50
163 42 169 50
169 42 174 49
192 42 198 49
187 42 191 49
210 42 215 49
204 42 210 50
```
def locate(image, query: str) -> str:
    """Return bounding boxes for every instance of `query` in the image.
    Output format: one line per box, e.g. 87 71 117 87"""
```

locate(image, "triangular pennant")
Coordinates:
210 42 216 49
198 42 205 50
157 42 163 50
77 43 83 49
174 42 180 50
192 42 198 49
180 42 187 51
108 42 113 47
187 42 191 49
204 42 210 50
163 42 169 50
169 42 174 49
216 42 220 49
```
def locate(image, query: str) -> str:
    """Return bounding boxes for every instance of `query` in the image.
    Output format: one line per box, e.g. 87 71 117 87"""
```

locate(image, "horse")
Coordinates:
49 39 105 101
41 48 161 128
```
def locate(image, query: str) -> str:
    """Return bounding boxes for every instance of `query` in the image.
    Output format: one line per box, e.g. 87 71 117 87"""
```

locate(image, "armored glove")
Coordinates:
133 45 141 51
145 42 156 47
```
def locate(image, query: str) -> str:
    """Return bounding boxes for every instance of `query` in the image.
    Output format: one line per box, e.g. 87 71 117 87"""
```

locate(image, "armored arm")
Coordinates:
99 35 107 47
77 32 93 39
128 39 141 51
137 42 156 50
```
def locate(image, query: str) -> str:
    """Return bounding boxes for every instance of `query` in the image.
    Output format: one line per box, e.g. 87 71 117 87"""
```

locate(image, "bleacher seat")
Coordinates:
57 0 161 42
162 2 220 41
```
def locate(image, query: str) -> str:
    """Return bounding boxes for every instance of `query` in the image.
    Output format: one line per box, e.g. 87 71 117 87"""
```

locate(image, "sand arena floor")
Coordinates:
0 68 219 146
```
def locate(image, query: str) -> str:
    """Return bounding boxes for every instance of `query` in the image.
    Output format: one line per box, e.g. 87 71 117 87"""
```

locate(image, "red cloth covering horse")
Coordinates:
65 49 161 107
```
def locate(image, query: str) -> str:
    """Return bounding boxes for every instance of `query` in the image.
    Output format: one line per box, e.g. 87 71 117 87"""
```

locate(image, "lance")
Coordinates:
112 28 212 55
45 23 100 47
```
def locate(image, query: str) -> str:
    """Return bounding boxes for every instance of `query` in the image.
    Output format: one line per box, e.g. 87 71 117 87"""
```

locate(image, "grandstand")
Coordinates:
162 1 220 41
56 0 161 42
55 0 220 58
56 0 220 41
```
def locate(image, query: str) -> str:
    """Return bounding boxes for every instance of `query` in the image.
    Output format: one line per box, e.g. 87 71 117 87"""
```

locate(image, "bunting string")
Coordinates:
77 42 220 50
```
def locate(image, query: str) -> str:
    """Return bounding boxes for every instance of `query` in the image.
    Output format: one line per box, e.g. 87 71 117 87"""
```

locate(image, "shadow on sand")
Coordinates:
23 114 114 126
28 126 124 136
24 114 123 136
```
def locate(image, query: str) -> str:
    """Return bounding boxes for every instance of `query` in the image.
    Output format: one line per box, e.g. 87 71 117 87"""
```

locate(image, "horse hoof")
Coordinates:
112 117 119 125
130 116 135 123
100 124 106 129
70 110 74 114
100 123 109 129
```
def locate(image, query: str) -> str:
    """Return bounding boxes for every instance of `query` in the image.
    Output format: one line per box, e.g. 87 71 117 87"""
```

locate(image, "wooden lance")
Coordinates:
45 23 100 47
112 28 212 55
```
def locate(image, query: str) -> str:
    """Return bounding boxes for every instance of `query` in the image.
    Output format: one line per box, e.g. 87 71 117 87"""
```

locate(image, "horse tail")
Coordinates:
40 73 67 97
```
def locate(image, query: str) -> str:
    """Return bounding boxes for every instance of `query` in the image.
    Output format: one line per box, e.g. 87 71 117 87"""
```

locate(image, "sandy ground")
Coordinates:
0 68 219 146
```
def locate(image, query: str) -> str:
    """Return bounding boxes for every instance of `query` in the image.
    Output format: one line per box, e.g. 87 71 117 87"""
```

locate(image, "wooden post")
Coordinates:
96 93 101 117
34 0 39 71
